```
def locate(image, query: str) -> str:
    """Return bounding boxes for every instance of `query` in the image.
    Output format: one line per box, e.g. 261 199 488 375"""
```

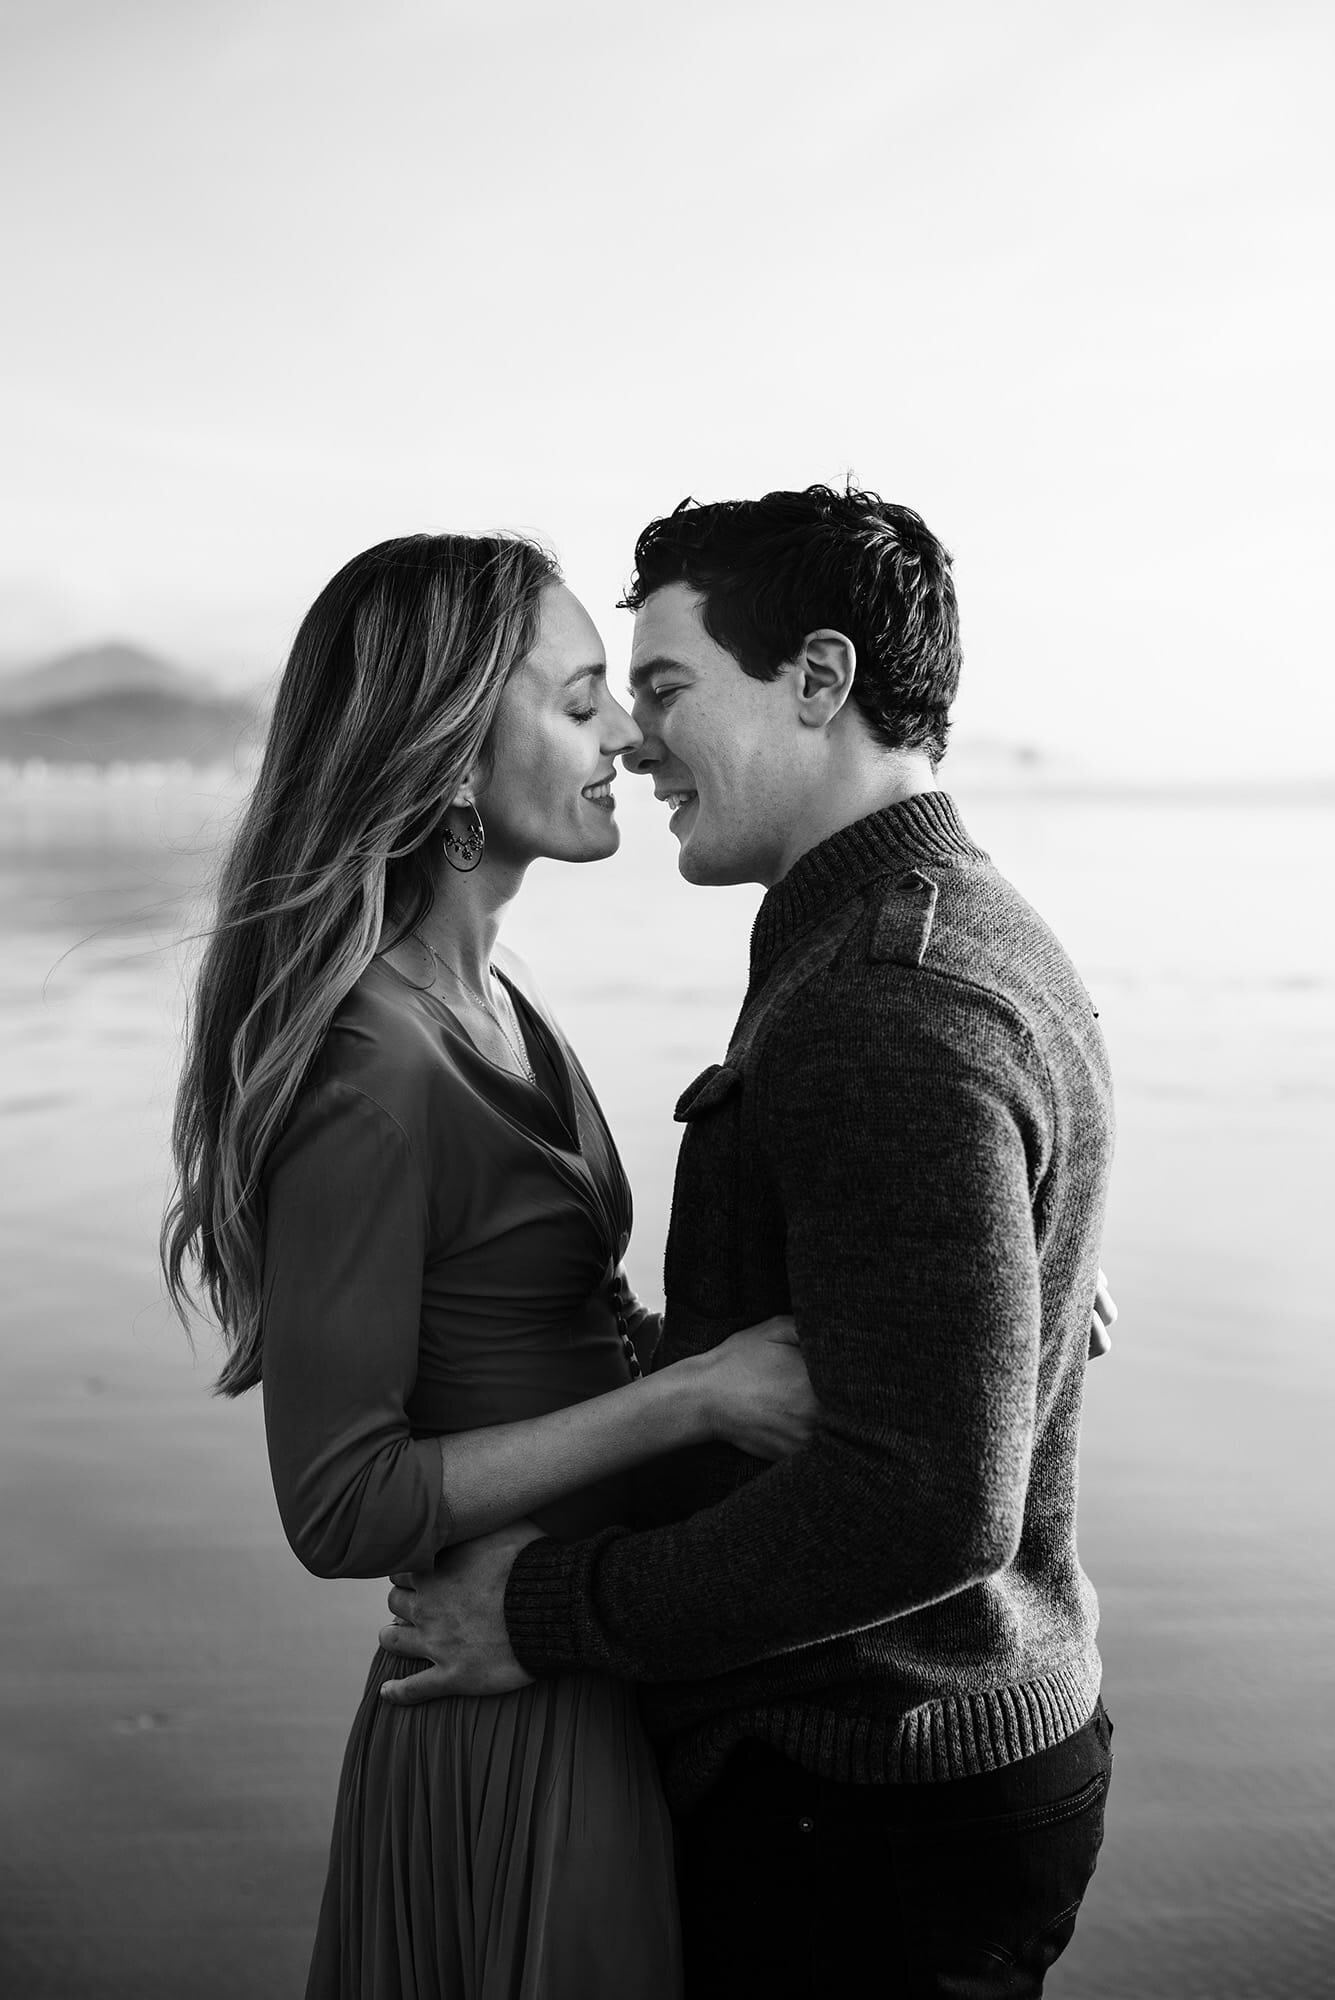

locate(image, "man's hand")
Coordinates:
377 1520 544 1706
1089 1268 1118 1359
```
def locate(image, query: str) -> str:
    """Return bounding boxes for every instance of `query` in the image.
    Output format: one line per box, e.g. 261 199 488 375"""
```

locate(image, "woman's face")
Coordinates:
474 582 641 866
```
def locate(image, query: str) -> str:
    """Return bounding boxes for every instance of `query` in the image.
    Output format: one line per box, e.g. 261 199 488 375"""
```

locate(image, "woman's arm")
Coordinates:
262 1082 814 1578
436 1315 811 1545
263 1082 445 1580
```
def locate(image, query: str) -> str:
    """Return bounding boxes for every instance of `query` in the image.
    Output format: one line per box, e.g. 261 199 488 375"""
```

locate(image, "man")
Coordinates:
380 485 1116 1995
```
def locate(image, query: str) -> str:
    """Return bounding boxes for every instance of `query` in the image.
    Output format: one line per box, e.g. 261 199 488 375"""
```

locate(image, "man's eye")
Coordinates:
650 685 682 706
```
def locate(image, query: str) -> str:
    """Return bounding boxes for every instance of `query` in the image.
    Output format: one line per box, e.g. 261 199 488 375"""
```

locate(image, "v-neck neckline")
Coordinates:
491 967 583 1153
362 955 632 1267
372 956 584 1158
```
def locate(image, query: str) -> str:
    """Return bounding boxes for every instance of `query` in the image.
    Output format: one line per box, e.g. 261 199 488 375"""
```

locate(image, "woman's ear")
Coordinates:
795 629 857 728
449 765 480 809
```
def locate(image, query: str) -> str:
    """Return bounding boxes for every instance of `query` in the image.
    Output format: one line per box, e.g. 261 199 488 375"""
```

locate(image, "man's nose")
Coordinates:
621 729 660 775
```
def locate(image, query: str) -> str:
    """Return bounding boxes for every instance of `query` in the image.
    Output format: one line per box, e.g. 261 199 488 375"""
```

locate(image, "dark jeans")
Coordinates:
673 1701 1113 1998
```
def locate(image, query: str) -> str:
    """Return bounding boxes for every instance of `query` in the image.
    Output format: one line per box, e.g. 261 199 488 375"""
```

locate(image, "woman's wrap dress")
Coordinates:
260 955 682 2000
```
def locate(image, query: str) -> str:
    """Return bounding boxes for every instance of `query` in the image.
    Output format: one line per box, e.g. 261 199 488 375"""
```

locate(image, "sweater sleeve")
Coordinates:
504 972 1050 1683
261 1080 451 1579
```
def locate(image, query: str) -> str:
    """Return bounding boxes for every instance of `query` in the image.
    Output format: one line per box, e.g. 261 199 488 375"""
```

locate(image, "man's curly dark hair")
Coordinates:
620 483 961 765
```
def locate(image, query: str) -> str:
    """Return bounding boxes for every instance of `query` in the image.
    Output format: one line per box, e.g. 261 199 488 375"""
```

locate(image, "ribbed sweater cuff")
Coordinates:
503 1534 585 1679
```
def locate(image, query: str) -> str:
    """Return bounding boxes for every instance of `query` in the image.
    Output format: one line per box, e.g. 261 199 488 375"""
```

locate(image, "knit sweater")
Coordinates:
504 793 1114 1808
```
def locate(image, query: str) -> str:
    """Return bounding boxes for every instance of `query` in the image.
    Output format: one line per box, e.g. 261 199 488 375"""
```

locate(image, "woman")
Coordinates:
162 532 817 2000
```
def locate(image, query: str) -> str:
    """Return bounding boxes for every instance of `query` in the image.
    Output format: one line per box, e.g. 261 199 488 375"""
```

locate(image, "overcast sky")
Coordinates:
2 0 1331 777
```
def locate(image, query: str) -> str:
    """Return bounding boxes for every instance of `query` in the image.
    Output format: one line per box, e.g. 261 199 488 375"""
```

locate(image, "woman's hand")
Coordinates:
699 1315 819 1460
1089 1268 1118 1359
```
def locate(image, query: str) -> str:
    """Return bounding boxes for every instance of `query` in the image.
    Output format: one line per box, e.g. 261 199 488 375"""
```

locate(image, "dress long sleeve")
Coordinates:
261 1079 451 1579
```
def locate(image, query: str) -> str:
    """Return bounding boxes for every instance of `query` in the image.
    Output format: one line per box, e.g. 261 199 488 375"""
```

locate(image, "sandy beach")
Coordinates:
1 774 1332 1998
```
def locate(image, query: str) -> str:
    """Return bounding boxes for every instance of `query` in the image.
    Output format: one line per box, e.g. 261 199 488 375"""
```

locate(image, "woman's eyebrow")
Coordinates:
562 662 607 687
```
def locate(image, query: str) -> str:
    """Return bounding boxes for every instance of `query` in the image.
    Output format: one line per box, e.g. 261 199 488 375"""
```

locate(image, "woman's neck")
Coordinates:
410 852 527 989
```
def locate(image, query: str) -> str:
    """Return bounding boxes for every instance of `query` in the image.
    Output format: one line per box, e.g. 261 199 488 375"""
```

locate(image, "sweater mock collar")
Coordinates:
749 791 986 981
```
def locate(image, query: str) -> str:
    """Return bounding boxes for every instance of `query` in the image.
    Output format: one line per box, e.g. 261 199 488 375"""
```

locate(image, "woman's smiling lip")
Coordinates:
581 774 617 810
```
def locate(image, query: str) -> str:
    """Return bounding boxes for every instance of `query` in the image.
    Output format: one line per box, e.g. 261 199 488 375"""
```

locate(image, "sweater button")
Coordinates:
797 1815 815 1834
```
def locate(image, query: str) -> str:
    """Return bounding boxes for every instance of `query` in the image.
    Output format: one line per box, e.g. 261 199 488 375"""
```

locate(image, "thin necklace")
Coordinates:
411 931 536 1084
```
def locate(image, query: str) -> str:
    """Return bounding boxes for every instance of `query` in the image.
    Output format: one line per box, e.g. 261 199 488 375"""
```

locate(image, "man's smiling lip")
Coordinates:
658 789 698 829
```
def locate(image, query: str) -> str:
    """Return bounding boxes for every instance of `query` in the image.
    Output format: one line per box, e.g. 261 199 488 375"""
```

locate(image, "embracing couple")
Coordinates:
165 485 1117 1999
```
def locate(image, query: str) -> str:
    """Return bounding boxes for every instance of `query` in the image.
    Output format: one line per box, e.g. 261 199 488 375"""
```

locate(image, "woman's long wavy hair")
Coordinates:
162 531 559 1396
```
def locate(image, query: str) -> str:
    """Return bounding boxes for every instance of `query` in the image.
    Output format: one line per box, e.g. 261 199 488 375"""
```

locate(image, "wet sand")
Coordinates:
1 777 1332 1997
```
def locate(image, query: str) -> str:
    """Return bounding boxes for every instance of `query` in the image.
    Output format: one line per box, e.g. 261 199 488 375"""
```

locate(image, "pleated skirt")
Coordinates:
305 1647 684 2000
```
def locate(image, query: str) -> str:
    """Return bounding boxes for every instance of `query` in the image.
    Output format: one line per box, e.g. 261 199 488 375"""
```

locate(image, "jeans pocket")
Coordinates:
890 1767 1111 1994
938 1770 1109 1845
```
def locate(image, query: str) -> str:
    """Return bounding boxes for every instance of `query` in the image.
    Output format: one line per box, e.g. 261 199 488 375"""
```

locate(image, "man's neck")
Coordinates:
768 754 938 887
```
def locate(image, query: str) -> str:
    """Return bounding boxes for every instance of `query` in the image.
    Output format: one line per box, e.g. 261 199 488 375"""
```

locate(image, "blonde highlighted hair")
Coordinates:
162 532 559 1394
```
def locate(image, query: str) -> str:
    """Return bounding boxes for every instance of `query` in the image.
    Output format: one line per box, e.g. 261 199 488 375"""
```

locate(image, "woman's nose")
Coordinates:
603 694 644 762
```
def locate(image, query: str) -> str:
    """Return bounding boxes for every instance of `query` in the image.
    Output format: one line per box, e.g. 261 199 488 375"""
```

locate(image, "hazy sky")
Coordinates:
2 0 1331 776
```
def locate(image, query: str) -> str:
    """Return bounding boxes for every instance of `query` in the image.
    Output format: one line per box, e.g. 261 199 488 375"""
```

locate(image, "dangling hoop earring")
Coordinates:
443 802 485 873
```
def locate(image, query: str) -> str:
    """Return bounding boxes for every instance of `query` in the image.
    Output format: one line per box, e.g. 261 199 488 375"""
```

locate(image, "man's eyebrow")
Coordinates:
563 662 607 687
627 654 691 695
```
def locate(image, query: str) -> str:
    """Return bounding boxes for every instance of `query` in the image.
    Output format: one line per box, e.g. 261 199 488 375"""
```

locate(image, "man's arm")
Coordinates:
500 972 1055 1685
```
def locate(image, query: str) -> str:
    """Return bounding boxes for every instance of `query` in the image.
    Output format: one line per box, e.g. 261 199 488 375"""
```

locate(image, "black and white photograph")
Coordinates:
1 3 1331 1996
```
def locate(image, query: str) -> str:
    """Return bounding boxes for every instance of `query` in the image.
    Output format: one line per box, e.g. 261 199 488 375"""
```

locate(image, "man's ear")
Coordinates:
794 629 857 728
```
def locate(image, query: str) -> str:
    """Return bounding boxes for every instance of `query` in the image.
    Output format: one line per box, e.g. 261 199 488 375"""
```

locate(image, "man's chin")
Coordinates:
676 836 738 887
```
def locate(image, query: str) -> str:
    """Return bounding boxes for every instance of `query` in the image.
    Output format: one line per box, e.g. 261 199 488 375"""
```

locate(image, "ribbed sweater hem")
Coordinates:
663 1658 1103 1813
505 1539 1103 1809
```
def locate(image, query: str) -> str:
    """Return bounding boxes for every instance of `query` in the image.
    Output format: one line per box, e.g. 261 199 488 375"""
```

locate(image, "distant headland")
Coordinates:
0 642 265 771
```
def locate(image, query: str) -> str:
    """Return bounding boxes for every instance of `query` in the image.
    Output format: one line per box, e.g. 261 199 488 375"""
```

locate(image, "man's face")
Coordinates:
625 583 803 887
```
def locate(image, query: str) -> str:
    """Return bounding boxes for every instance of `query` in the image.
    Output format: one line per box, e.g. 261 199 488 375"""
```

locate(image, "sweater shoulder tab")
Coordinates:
867 867 939 968
673 1062 742 1124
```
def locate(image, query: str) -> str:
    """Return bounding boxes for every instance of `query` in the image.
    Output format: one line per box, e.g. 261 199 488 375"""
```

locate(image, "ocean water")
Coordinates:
0 771 1331 1998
